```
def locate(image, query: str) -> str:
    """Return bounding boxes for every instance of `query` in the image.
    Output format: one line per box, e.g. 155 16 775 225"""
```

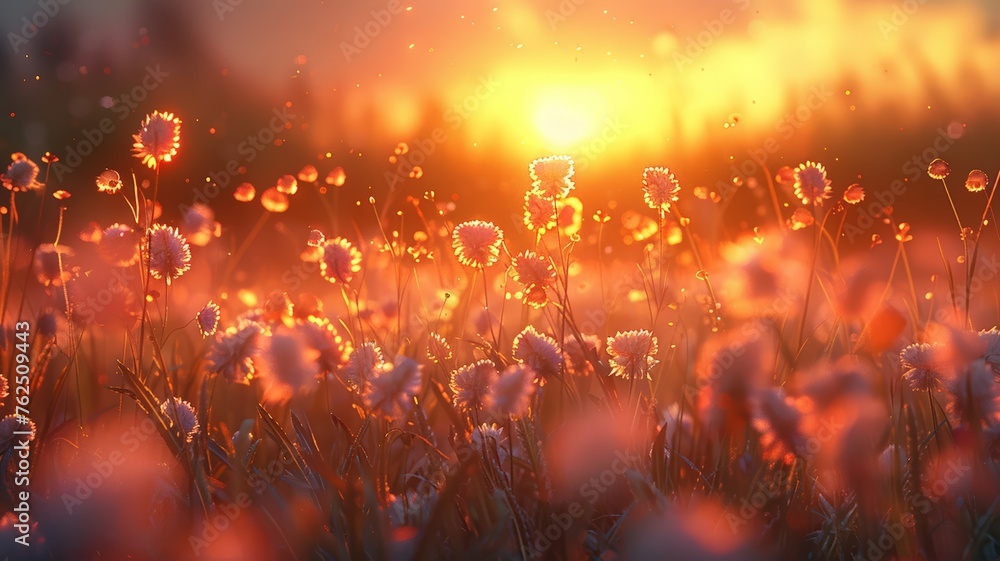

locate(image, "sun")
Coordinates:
532 88 605 149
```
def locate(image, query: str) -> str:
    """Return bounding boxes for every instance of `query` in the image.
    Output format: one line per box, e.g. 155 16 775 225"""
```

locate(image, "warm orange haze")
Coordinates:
1 1 1000 559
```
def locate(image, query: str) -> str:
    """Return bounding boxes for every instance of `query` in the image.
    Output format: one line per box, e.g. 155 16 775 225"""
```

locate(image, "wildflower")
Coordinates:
365 357 422 419
471 423 512 466
326 167 347 187
966 169 989 192
96 169 123 194
98 223 140 266
297 318 347 375
426 332 453 364
512 326 563 376
205 319 262 384
563 334 600 376
2 153 42 192
132 111 181 169
320 237 362 284
979 327 1000 376
529 155 574 199
179 203 221 247
452 220 504 268
307 229 325 247
775 166 795 184
557 196 584 236
900 342 944 392
927 158 950 180
606 330 658 380
510 250 556 290
33 243 73 286
298 165 319 183
843 183 865 204
450 359 498 412
261 328 320 400
261 187 289 212
523 191 556 233
641 166 681 213
160 398 200 442
492 364 536 417
946 359 999 425
147 224 192 282
340 342 384 391
0 415 35 452
196 301 221 338
793 161 832 205
276 174 298 195
788 207 815 230
234 182 256 202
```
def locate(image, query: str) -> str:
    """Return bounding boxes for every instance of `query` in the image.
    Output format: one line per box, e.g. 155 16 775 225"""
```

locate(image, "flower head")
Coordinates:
843 183 865 204
341 342 384 391
642 166 681 213
179 203 221 247
147 224 191 282
426 332 453 364
927 158 950 180
529 155 574 199
133 111 181 169
563 334 600 376
452 220 504 268
160 398 199 442
320 237 362 284
196 301 221 338
96 169 123 194
512 325 563 377
966 169 989 192
99 223 140 267
793 161 832 205
900 342 944 392
606 330 659 379
2 153 42 193
205 319 262 384
450 359 498 412
365 357 422 419
491 364 536 418
523 190 556 233
510 250 556 305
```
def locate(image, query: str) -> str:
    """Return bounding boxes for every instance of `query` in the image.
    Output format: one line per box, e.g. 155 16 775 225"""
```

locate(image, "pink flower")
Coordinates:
450 360 498 412
320 237 362 284
529 155 574 199
365 357 422 419
793 161 832 205
606 330 658 379
512 326 562 377
491 364 536 418
196 301 221 338
452 220 504 268
133 111 181 169
147 224 191 282
642 167 681 212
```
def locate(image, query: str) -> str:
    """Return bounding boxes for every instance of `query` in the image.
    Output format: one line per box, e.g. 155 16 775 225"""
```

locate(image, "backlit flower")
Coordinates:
160 398 199 442
927 158 950 180
341 342 384 391
426 332 453 364
320 237 362 284
529 155 574 199
450 360 498 412
99 223 140 267
205 319 262 384
2 153 42 192
606 329 659 379
147 224 191 282
788 207 815 230
512 326 562 377
179 203 221 247
563 334 600 376
642 166 681 212
132 111 181 169
452 220 504 268
491 364 536 418
843 183 865 204
966 169 988 192
523 191 556 233
510 250 556 289
96 169 122 194
365 357 422 419
196 300 221 338
900 342 944 392
793 161 832 205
